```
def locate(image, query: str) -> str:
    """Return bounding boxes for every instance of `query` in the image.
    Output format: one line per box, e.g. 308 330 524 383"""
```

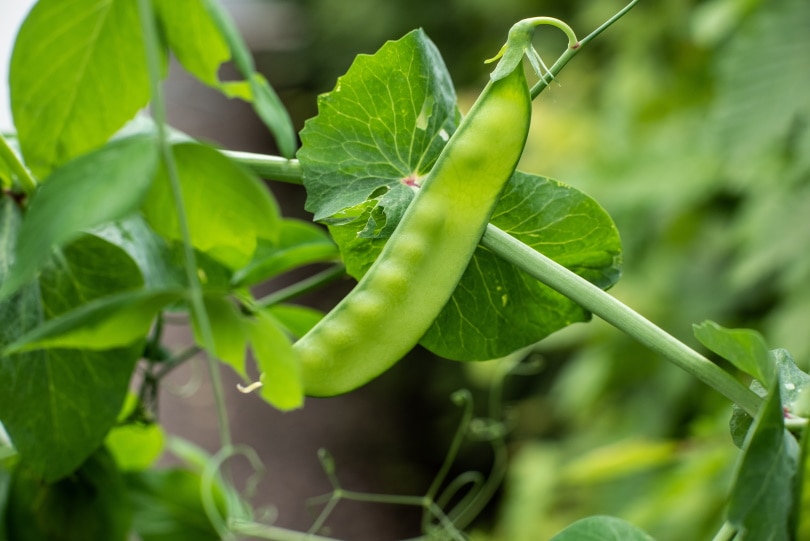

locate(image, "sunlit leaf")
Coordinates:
191 295 249 378
142 142 281 270
10 0 154 176
248 310 303 411
153 0 230 87
3 288 184 354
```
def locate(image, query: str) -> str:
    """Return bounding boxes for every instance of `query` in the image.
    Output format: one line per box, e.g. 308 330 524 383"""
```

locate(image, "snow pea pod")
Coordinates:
296 63 531 396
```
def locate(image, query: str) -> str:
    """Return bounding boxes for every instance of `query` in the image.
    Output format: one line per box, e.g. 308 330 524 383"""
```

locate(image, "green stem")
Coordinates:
255 265 346 308
480 224 762 417
0 133 36 194
530 0 639 99
221 150 303 184
137 0 231 447
423 390 474 531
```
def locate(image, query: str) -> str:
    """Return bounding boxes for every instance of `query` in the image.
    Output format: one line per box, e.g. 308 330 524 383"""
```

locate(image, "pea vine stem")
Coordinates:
480 224 762 417
530 0 640 99
136 0 231 446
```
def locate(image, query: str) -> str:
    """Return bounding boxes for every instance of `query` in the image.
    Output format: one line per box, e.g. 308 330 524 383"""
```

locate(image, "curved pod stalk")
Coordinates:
295 66 532 396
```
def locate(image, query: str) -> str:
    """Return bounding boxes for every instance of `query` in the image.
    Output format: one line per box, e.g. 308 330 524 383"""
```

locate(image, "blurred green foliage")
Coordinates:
290 0 809 538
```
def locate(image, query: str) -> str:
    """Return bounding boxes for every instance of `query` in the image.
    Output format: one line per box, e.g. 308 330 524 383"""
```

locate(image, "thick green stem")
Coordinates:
481 224 762 417
137 0 231 446
0 134 36 194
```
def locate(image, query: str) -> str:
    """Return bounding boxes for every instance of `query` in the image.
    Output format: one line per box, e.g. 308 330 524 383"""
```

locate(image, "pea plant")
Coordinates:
0 0 807 539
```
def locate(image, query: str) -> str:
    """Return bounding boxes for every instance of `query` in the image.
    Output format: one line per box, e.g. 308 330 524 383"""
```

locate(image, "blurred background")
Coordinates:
3 0 809 539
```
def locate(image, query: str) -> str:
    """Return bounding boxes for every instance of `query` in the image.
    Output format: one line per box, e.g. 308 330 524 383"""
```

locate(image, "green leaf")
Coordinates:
727 376 799 540
153 0 231 87
248 310 303 411
0 134 159 300
266 304 324 339
106 423 165 472
142 142 281 270
549 516 657 541
0 206 144 480
105 393 164 472
694 321 775 385
125 468 225 541
298 28 459 235
232 218 339 287
3 288 184 354
6 448 132 541
10 0 153 177
191 295 249 378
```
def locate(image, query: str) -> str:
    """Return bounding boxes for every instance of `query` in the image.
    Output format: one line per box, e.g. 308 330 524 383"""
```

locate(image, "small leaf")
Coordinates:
298 28 459 234
6 448 132 541
0 134 159 300
105 394 164 472
10 0 154 177
142 142 281 270
153 0 230 87
727 377 799 540
549 516 657 541
191 295 249 378
694 320 775 385
248 310 303 411
3 288 184 354
232 219 339 288
106 423 165 472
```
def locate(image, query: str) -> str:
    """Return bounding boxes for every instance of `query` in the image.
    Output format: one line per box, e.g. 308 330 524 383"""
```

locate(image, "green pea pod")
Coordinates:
296 65 532 396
